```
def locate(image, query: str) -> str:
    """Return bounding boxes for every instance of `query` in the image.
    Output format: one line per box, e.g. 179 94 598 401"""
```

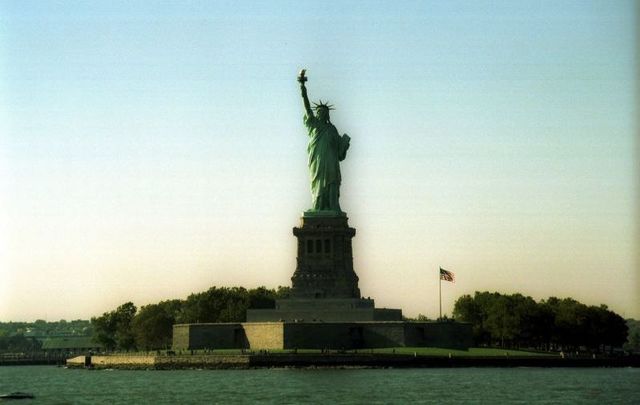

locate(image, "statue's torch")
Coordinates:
297 69 308 84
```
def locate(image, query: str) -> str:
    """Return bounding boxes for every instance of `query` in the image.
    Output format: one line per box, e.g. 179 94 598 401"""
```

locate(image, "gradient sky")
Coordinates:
1 1 638 321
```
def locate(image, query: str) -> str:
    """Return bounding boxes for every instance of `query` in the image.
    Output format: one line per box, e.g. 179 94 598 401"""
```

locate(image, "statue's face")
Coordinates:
317 107 330 122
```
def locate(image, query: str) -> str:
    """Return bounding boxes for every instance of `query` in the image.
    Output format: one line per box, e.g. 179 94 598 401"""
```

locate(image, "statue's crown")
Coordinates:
313 100 335 111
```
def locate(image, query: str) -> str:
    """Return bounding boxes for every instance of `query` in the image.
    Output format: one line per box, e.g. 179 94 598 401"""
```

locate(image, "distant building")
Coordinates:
41 336 102 355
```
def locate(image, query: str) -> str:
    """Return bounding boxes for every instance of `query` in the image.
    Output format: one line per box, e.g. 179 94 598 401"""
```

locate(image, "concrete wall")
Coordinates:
67 355 250 369
246 298 403 322
422 322 473 349
91 355 156 368
275 298 375 310
281 322 421 349
173 323 243 350
242 322 284 350
172 321 472 350
172 324 191 350
362 323 406 347
248 308 382 322
372 309 403 321
283 323 356 349
403 323 426 346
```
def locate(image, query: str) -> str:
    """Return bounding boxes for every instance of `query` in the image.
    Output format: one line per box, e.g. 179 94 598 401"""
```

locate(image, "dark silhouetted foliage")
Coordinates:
131 300 182 350
92 286 290 351
91 302 137 351
624 319 640 353
453 292 628 351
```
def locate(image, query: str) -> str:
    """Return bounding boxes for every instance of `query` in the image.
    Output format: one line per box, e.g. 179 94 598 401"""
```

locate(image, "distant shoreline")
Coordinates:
64 353 640 370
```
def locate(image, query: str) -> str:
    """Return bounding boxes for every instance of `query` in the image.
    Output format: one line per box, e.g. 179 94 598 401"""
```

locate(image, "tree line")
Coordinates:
91 287 631 352
453 291 628 352
0 319 92 339
0 319 93 354
91 286 290 351
625 319 640 353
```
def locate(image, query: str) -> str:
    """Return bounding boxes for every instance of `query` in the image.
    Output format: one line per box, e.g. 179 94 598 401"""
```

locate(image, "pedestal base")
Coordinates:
172 321 473 350
246 298 402 322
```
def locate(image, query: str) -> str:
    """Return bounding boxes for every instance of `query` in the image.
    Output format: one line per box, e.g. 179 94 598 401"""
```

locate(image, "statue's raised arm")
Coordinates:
298 69 314 118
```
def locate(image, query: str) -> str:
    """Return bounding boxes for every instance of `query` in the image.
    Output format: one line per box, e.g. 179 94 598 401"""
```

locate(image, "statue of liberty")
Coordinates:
298 69 351 215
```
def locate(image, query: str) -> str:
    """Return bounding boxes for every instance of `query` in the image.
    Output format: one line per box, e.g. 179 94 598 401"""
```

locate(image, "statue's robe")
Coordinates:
304 114 350 212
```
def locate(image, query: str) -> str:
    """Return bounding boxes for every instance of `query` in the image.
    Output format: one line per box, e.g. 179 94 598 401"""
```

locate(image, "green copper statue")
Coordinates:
298 69 351 215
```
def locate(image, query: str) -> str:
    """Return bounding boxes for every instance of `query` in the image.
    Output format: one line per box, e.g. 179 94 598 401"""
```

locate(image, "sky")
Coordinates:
1 0 638 321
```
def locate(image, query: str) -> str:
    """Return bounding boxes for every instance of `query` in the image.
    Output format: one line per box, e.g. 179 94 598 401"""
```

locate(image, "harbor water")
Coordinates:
1 366 639 404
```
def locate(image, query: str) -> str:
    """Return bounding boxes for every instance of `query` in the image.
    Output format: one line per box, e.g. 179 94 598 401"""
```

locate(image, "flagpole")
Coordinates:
438 267 442 321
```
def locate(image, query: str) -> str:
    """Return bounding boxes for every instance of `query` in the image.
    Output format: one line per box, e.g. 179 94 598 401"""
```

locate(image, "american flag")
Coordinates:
440 267 455 282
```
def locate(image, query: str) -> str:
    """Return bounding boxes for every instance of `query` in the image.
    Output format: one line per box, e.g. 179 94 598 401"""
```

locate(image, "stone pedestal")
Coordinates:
246 213 403 322
291 214 360 299
174 212 473 349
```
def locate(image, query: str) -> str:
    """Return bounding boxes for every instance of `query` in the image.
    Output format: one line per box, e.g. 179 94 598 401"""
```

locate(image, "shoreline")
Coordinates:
65 353 640 370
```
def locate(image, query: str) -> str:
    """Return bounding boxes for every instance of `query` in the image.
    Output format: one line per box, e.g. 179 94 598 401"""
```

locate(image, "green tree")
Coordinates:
509 294 539 348
91 312 117 350
178 286 287 324
275 286 291 299
547 297 590 350
248 285 290 309
180 287 249 323
114 302 137 350
453 292 628 351
623 319 640 353
91 302 137 351
601 309 628 353
530 301 554 350
484 294 521 347
453 294 486 345
132 300 182 350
